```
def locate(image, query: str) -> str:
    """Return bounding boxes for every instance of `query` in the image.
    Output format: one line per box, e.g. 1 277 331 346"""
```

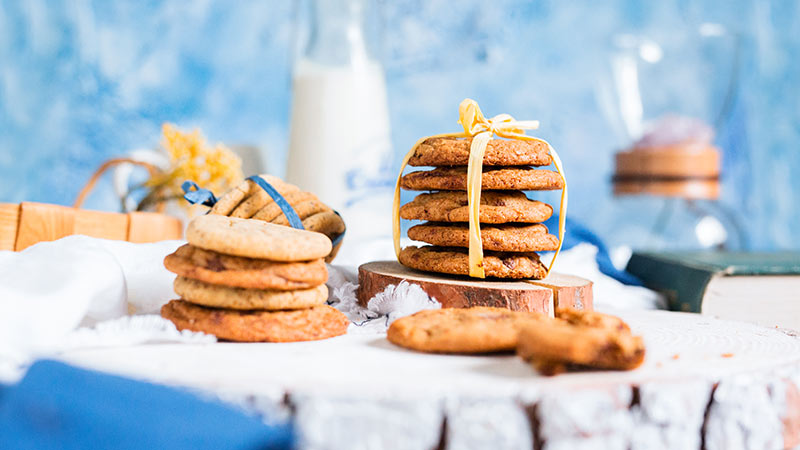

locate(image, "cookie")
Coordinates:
387 306 549 353
164 244 327 290
400 167 564 191
301 211 346 263
407 137 552 167
556 307 631 333
400 191 553 224
271 200 332 226
517 309 645 375
229 178 303 219
185 215 332 261
211 175 299 216
174 276 328 310
398 245 548 279
251 191 318 221
161 300 349 342
407 223 559 252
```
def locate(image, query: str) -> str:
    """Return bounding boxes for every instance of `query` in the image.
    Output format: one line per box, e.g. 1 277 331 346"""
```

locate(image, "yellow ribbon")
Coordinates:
393 98 568 278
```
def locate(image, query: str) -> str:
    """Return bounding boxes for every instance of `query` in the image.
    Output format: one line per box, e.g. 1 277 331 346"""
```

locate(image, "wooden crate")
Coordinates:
0 202 183 251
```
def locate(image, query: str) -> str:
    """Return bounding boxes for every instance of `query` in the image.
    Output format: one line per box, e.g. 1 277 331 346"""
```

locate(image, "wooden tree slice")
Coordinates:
357 261 593 315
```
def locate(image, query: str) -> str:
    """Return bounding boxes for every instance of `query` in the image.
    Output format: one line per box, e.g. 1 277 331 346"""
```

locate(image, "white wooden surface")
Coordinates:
58 309 800 449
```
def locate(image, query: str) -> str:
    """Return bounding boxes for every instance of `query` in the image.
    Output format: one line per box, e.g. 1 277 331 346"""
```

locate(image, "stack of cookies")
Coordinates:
398 137 564 279
161 215 349 342
208 175 346 262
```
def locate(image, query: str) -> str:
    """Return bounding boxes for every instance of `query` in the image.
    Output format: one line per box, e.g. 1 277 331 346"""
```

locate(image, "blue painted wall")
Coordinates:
0 1 797 250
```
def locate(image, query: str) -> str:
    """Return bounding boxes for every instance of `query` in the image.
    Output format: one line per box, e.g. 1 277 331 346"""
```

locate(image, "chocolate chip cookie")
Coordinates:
400 166 564 191
173 276 328 310
399 191 553 224
408 137 552 167
164 244 327 290
387 306 549 353
407 222 559 252
186 215 332 261
517 308 645 375
161 300 349 342
398 245 548 279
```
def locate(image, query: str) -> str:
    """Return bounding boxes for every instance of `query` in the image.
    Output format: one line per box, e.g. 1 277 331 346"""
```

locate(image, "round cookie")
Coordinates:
300 211 346 263
211 175 298 216
400 191 553 224
387 306 549 353
271 199 332 226
556 307 630 333
407 137 552 167
164 244 327 290
229 178 301 219
161 300 349 342
301 211 346 238
185 215 331 261
517 309 645 375
407 223 560 252
174 276 328 310
251 191 318 221
400 167 564 191
398 245 548 279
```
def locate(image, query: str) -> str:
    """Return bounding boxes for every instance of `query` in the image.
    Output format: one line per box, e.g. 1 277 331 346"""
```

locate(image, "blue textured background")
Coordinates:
0 1 797 250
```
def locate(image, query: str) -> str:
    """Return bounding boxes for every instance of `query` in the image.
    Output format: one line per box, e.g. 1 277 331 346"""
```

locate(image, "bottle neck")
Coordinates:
305 0 371 66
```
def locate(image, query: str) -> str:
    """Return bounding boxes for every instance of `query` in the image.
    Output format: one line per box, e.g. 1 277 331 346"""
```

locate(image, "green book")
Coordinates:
626 251 800 329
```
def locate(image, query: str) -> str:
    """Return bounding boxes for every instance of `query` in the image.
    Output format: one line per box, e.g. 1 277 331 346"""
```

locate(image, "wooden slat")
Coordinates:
0 203 20 251
15 202 75 251
74 209 129 241
127 211 183 243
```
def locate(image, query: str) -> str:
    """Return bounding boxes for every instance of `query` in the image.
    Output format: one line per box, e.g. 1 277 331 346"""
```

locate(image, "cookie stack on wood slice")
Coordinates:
208 175 346 262
161 215 349 342
398 137 564 279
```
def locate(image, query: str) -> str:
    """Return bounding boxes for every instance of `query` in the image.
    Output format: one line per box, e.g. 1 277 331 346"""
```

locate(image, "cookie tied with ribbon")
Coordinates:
182 174 346 262
393 99 567 279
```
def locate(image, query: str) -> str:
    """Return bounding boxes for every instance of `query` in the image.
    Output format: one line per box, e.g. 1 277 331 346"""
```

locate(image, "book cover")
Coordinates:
626 252 800 312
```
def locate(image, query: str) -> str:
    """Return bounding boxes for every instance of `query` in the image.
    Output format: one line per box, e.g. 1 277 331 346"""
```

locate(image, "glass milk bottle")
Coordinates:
287 0 394 264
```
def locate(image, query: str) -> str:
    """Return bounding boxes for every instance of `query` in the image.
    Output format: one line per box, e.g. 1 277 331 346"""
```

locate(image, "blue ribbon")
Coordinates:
181 181 218 207
245 175 304 230
181 176 346 247
330 210 345 247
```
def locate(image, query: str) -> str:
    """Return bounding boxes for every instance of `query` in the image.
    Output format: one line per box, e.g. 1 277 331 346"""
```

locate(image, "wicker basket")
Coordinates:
0 158 183 251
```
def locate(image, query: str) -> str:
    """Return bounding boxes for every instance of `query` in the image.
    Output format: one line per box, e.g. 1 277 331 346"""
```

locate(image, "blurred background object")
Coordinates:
288 0 395 263
0 0 798 255
597 23 747 256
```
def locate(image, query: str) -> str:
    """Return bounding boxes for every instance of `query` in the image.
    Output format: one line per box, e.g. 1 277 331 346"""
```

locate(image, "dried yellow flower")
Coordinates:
139 123 243 211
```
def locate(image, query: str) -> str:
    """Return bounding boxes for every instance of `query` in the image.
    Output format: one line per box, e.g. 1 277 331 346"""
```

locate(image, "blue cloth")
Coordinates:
0 360 294 450
546 214 643 286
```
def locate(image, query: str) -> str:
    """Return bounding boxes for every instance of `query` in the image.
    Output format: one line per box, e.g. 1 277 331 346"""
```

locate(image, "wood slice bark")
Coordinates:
356 260 593 315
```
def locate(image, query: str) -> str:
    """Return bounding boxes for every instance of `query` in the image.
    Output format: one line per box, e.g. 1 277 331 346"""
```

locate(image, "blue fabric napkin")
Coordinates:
0 360 294 450
546 214 643 286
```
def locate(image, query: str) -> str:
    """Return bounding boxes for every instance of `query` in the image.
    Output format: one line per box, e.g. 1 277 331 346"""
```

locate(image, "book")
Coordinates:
626 251 800 330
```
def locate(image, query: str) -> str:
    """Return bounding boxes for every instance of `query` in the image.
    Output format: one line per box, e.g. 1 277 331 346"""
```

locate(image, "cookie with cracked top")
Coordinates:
517 308 645 375
408 137 552 167
387 306 549 353
161 300 349 342
407 222 559 252
164 244 327 290
173 276 328 310
185 215 331 261
400 166 564 191
398 245 548 279
400 190 553 224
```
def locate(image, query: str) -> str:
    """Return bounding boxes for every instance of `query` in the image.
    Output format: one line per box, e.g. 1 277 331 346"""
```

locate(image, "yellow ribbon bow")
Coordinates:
393 98 568 278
